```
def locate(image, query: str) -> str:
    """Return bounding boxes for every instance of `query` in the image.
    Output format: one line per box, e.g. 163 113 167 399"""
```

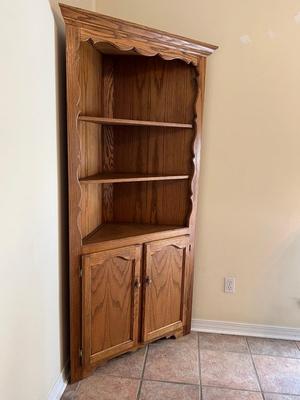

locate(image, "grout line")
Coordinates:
200 348 250 354
69 336 300 399
202 384 263 394
201 349 300 360
137 345 149 399
246 337 265 399
262 389 300 397
248 337 300 360
95 372 141 381
250 352 300 361
141 377 200 387
199 342 300 360
200 333 300 358
202 384 300 398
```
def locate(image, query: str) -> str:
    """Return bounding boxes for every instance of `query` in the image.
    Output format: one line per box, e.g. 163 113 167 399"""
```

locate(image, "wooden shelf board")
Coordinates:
78 116 193 129
80 173 190 184
82 223 187 246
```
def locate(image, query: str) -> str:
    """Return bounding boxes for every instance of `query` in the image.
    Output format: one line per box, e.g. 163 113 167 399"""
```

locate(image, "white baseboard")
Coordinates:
48 363 69 400
191 319 300 341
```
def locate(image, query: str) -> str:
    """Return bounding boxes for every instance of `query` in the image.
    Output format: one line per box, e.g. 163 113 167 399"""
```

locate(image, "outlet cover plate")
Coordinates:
224 277 235 293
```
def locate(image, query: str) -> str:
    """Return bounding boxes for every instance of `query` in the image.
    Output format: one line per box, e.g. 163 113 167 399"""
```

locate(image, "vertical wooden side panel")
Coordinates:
185 56 207 334
65 25 83 382
82 254 92 370
79 42 102 238
102 57 114 222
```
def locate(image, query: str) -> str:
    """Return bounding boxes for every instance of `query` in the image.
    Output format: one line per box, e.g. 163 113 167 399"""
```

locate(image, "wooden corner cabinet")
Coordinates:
60 3 217 382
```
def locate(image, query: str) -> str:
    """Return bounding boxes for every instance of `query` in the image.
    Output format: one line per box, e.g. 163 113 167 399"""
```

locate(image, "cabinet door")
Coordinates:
142 236 190 342
82 245 142 368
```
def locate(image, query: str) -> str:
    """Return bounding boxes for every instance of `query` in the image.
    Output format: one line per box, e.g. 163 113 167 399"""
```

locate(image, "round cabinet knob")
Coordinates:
134 279 141 289
145 276 152 286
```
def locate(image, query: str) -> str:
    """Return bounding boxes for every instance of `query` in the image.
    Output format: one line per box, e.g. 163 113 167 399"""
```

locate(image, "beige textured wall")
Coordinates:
0 1 94 399
95 0 300 328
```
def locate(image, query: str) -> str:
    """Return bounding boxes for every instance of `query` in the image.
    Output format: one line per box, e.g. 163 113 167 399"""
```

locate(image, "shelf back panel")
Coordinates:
108 55 196 124
101 54 196 227
78 47 196 235
108 180 190 226
112 125 193 176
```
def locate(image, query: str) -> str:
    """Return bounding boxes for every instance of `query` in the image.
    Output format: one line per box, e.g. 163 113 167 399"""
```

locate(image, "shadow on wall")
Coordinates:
48 0 69 376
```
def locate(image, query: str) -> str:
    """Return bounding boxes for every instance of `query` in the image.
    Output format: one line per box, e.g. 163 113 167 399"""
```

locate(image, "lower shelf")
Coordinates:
82 223 187 247
80 172 189 184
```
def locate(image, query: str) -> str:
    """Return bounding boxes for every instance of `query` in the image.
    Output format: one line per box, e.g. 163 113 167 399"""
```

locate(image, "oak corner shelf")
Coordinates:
78 116 193 129
79 173 190 184
82 222 188 247
60 2 217 383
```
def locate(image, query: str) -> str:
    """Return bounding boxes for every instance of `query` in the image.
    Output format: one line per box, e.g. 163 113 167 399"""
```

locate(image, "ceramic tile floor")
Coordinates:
62 333 300 400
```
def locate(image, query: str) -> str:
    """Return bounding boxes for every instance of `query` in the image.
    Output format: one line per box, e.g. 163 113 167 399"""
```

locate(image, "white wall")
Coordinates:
94 0 300 328
0 1 93 399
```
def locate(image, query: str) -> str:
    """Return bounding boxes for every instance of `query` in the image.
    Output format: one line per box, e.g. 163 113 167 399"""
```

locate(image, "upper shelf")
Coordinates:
78 116 193 129
80 173 190 184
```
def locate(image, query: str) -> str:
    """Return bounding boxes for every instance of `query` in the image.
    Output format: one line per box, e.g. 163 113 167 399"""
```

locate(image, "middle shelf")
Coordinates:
78 116 193 129
79 172 190 184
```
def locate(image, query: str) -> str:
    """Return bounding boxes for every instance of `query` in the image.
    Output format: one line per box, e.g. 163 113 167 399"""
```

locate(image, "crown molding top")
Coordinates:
59 3 218 63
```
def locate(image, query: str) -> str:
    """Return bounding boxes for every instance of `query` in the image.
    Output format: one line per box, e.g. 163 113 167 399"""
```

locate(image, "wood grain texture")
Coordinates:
142 236 190 342
102 58 114 223
60 4 215 382
112 56 195 123
105 55 195 226
79 116 193 128
60 4 218 64
83 223 186 245
112 181 189 226
82 225 190 254
111 126 194 176
78 41 102 237
82 245 142 366
65 24 83 383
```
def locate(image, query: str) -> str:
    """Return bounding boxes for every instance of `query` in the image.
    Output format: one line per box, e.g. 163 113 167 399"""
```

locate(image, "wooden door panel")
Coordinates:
82 245 142 367
143 236 190 342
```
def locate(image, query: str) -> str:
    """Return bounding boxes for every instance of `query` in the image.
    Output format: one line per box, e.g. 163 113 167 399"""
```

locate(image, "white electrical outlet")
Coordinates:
224 277 235 293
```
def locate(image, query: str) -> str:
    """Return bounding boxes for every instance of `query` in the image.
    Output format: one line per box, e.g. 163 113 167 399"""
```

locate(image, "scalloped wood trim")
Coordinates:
84 34 199 65
59 3 218 64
